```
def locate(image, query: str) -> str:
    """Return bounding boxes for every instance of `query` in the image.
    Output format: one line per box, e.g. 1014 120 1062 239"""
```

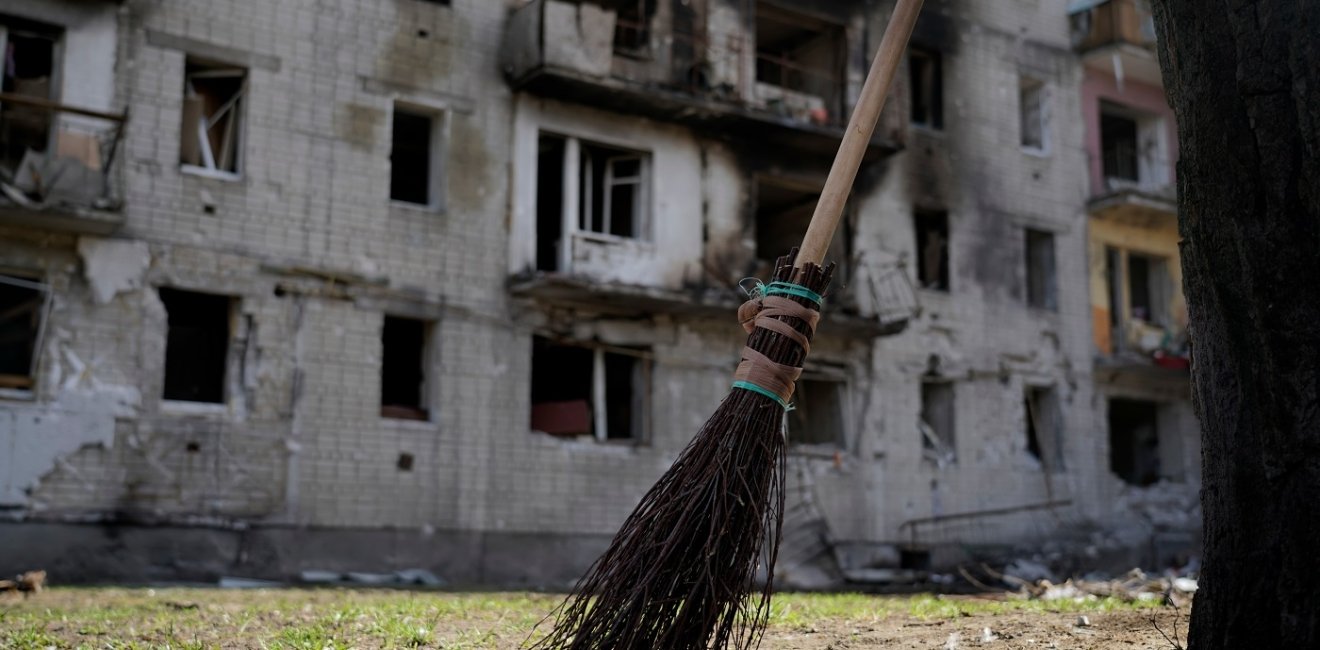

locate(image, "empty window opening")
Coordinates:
909 47 943 129
581 141 646 238
390 105 446 207
787 377 847 447
1025 386 1064 471
180 58 246 175
1108 398 1164 486
536 134 566 272
914 209 950 291
1126 252 1169 326
530 336 649 442
1025 228 1057 310
1019 77 1047 150
381 315 430 420
160 288 231 403
754 4 845 118
0 20 59 171
919 381 955 463
1100 109 1139 182
0 274 46 391
613 0 657 54
755 176 848 279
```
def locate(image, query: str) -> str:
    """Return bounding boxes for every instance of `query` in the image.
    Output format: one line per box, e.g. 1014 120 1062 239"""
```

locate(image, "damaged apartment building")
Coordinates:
0 0 1199 586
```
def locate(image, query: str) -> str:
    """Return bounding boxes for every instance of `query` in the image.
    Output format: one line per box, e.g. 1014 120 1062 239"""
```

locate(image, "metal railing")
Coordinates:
0 92 126 211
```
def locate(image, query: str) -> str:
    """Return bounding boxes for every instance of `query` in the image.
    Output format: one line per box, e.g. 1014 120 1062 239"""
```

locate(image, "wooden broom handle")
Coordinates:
798 0 925 266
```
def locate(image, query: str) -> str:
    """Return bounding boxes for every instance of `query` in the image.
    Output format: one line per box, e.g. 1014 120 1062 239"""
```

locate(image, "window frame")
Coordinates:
0 273 53 398
379 314 435 422
1019 76 1049 153
389 102 450 212
786 373 850 452
159 287 235 408
529 336 652 444
908 46 944 130
179 57 248 181
1024 227 1058 311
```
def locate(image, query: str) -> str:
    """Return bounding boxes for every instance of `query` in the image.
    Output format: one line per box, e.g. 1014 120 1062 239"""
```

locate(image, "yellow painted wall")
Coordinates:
1088 213 1186 354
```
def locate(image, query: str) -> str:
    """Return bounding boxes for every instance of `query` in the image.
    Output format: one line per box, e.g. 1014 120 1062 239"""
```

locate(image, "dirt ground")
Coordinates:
1 587 1190 649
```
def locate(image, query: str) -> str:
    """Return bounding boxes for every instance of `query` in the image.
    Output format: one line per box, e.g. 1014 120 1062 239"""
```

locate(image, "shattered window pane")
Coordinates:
180 58 247 174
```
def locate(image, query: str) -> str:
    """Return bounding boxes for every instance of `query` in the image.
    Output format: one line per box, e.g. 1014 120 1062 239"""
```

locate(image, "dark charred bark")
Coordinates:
1148 1 1320 647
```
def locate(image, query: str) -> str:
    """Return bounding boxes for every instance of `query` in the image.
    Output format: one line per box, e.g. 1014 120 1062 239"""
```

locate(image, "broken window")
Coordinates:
787 376 847 448
909 46 943 130
613 0 657 54
1100 107 1139 182
530 336 649 442
1025 228 1057 311
380 315 431 420
180 58 246 175
390 104 446 208
1109 398 1167 486
919 380 955 463
1126 253 1170 325
755 176 849 280
534 132 650 267
1025 386 1064 471
914 209 950 291
581 141 645 238
754 4 845 121
1019 77 1047 150
160 288 232 404
0 20 58 172
0 274 48 391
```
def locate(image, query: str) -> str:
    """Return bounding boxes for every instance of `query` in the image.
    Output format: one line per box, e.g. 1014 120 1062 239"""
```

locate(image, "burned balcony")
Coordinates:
501 0 902 159
0 93 126 234
1069 0 1162 88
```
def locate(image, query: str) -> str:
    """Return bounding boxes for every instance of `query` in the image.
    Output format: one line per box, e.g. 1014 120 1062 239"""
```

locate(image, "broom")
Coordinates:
530 1 925 647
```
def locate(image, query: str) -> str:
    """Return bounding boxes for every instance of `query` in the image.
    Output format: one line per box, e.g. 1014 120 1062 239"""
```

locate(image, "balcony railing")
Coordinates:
0 92 126 234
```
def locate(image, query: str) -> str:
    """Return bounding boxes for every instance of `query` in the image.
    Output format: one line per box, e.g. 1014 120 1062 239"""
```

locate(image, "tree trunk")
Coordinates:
1148 2 1320 647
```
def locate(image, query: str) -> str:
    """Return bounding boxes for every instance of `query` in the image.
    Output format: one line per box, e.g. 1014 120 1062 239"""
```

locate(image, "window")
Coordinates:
754 3 845 118
0 274 48 392
1100 107 1138 182
914 209 950 291
1104 248 1172 353
919 380 955 463
909 47 943 129
787 377 846 448
0 19 59 172
1019 77 1047 150
581 141 645 238
160 288 231 403
1025 228 1057 310
530 336 649 442
381 315 431 420
534 132 651 270
1108 398 1178 486
613 0 657 54
390 104 446 208
180 58 246 175
1025 386 1064 471
755 176 849 281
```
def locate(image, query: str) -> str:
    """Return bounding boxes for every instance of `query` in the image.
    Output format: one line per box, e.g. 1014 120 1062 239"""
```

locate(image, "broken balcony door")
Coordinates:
0 23 57 173
181 60 246 174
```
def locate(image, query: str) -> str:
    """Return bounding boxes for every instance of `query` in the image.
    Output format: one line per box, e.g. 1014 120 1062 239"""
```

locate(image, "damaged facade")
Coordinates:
0 0 1198 587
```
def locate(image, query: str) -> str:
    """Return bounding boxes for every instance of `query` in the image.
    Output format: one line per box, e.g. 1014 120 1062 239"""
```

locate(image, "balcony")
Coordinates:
1069 0 1162 87
509 262 915 339
501 0 902 159
0 93 126 235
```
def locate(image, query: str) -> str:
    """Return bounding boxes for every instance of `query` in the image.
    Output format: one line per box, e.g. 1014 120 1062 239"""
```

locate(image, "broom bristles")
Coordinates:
530 254 833 650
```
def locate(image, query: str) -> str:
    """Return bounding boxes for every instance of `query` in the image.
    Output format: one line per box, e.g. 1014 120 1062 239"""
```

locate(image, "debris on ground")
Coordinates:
979 565 1198 605
296 568 446 588
0 570 47 595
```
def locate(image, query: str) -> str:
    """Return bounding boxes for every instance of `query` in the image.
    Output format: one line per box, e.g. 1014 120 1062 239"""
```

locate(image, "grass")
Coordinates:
0 587 1163 649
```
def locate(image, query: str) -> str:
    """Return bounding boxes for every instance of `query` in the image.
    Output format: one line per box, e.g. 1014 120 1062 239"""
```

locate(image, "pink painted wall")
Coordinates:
1080 68 1179 196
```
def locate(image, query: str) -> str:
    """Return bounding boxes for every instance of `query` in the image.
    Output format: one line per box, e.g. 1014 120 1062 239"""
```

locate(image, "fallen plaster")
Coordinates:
0 344 140 505
77 237 150 305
